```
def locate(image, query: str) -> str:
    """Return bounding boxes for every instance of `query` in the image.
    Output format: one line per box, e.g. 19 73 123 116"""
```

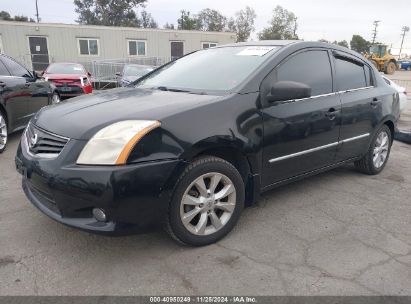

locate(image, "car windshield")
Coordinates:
123 65 153 77
136 46 279 93
46 64 85 74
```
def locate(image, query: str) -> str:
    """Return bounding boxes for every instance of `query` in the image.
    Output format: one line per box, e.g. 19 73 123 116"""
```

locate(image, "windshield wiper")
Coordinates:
152 86 207 95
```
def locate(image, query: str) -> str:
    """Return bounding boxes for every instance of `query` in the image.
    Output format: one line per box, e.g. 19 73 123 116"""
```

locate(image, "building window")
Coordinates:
202 42 217 49
78 38 99 56
128 40 146 56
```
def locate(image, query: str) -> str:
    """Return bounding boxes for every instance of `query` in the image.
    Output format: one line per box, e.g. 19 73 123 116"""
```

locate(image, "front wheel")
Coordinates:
50 92 60 104
354 125 392 175
0 111 8 153
384 62 396 75
166 156 245 246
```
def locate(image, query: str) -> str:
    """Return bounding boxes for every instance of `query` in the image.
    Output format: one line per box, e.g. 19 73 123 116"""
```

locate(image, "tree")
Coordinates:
0 11 12 21
350 35 370 53
318 39 329 43
74 0 146 27
196 9 226 32
332 40 349 48
164 22 175 30
140 10 158 28
0 11 35 22
227 7 256 42
258 6 298 40
178 10 198 30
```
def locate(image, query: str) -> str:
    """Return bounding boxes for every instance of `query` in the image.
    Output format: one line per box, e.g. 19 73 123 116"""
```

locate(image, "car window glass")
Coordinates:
275 50 333 96
1 56 31 78
335 57 366 91
0 60 10 76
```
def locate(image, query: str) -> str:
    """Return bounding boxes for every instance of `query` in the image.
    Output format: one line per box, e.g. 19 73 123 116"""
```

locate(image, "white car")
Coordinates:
382 76 408 113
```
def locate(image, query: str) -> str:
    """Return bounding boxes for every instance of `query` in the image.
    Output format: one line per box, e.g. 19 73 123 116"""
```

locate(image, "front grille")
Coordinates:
25 124 69 158
28 182 60 215
51 79 81 85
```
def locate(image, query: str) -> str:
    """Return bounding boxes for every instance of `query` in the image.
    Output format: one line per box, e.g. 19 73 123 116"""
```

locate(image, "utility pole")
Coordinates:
371 20 380 44
35 0 40 23
399 26 410 59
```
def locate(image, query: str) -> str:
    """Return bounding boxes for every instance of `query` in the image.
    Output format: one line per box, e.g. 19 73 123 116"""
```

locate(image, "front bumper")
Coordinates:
15 136 183 235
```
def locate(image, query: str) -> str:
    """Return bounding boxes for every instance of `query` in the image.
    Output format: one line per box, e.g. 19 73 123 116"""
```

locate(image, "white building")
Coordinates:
0 21 236 71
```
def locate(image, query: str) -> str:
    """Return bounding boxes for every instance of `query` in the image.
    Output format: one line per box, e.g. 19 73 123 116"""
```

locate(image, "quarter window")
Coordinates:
0 60 10 76
78 38 99 56
202 42 217 49
128 40 146 56
276 50 333 96
334 57 367 91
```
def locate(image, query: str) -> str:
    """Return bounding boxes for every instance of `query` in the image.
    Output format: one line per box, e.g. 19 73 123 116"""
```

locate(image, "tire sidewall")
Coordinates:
0 110 7 153
368 125 392 174
168 158 245 246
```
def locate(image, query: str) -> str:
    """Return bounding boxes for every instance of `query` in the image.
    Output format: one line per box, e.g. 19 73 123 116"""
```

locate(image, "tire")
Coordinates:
354 125 392 175
166 156 245 246
0 110 8 154
50 91 61 104
384 62 396 75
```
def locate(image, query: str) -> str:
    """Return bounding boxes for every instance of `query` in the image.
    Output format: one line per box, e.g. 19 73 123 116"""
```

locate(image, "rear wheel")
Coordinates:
354 125 392 175
166 156 245 246
384 62 396 75
0 110 8 153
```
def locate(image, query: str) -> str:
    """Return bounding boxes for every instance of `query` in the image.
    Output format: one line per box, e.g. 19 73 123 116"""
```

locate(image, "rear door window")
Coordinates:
276 50 333 96
334 57 367 91
1 56 31 78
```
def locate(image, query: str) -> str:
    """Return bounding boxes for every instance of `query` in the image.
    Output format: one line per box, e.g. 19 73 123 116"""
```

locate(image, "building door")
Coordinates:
28 36 49 71
170 41 184 60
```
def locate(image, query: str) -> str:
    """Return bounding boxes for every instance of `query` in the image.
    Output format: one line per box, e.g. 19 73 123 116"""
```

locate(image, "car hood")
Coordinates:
33 87 221 140
44 73 86 79
122 76 140 83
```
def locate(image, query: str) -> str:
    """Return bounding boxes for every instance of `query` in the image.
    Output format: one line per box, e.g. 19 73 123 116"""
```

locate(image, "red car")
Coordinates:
43 63 93 98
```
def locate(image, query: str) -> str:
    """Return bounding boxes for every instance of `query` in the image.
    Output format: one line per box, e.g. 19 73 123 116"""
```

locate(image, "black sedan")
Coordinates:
15 41 400 246
0 54 60 153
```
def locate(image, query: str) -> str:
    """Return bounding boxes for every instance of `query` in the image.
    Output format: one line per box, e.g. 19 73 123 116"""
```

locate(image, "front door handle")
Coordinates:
371 98 380 107
24 83 31 87
325 108 340 120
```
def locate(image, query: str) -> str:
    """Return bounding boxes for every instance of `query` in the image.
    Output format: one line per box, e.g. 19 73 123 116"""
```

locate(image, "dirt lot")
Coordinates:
0 72 411 296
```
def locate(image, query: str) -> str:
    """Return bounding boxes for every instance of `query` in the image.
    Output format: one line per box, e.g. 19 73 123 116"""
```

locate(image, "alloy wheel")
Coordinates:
52 93 60 104
0 113 7 150
373 130 389 168
180 172 236 236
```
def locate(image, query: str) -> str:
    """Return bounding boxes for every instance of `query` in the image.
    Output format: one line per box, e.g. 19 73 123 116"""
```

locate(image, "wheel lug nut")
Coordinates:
199 204 203 207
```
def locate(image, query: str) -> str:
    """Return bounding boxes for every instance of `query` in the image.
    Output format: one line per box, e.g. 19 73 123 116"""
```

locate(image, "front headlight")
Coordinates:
77 120 161 165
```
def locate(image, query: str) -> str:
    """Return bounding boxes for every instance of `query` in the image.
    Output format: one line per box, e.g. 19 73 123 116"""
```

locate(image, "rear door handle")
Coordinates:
325 108 340 120
24 83 31 87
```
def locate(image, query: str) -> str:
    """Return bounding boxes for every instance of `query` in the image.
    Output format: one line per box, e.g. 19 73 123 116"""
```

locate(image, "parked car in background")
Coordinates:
398 60 411 71
0 54 59 153
116 64 154 87
43 63 92 98
16 41 399 246
382 76 408 113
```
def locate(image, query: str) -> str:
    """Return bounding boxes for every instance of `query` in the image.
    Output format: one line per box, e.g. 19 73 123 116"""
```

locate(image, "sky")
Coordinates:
1 0 410 50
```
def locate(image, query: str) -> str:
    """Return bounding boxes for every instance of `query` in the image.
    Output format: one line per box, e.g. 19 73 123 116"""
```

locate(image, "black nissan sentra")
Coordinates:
16 41 400 246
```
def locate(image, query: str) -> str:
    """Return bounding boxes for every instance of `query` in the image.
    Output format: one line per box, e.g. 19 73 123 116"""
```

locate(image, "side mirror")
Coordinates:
87 71 92 77
267 81 311 103
115 72 121 77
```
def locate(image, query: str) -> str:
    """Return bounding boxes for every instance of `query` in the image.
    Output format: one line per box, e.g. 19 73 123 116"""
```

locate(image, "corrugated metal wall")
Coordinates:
0 21 236 69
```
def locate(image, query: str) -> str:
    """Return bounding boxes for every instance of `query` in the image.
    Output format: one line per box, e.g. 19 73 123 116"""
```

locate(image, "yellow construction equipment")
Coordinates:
364 44 397 75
